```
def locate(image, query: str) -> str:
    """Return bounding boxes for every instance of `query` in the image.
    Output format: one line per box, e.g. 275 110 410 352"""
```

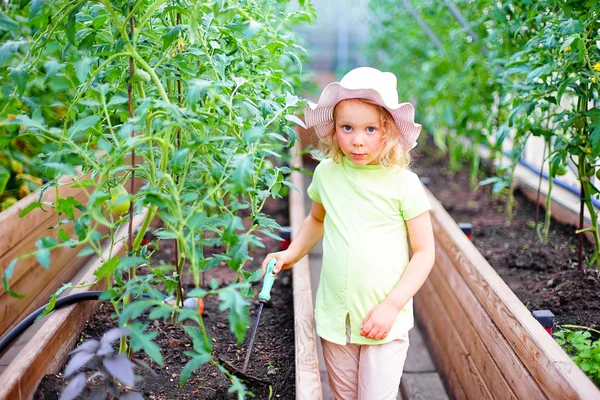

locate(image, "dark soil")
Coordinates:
34 196 295 400
411 148 600 333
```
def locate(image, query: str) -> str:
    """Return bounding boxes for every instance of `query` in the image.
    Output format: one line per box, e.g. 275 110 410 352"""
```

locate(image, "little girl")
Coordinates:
263 67 435 400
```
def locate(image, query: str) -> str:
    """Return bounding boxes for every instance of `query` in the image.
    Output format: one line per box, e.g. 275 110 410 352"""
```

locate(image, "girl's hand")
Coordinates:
262 250 297 275
360 300 401 340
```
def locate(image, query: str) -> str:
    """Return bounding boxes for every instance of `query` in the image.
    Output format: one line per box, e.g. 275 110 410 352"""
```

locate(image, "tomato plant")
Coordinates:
367 0 600 269
0 0 314 395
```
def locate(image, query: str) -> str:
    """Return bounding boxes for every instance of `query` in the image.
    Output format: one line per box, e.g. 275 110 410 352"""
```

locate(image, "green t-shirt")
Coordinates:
307 156 432 345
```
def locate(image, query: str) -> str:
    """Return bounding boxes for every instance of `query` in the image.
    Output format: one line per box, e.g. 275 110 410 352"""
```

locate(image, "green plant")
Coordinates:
555 325 600 386
0 0 314 396
366 0 600 269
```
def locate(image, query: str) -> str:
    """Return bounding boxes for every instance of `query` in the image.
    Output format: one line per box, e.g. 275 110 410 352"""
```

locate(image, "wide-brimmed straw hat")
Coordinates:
304 67 421 150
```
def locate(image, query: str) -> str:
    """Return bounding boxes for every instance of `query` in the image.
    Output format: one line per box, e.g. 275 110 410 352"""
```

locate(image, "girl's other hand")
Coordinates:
262 250 297 275
359 300 400 340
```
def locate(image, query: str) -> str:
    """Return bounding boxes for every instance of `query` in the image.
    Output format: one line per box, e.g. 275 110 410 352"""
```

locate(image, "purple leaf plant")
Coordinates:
60 327 151 400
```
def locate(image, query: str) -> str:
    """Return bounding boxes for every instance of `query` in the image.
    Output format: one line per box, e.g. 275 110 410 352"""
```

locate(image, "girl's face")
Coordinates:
334 100 385 166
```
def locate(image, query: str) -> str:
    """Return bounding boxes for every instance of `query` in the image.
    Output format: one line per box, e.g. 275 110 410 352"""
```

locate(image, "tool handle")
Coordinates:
258 258 278 302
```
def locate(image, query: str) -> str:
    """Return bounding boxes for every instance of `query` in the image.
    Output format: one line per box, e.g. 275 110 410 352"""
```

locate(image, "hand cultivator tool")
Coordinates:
242 258 278 373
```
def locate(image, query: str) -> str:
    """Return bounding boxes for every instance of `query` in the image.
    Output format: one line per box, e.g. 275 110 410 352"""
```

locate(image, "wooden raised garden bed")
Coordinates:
416 188 600 399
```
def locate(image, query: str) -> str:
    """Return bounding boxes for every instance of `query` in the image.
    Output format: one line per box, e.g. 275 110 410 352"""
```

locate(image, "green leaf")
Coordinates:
0 15 19 33
19 201 43 218
187 79 212 110
282 180 302 194
3 259 18 284
153 230 179 239
182 325 212 354
242 126 265 145
36 248 50 269
129 321 163 366
66 9 77 45
186 288 208 298
10 68 28 98
45 162 77 177
68 116 100 138
58 228 71 243
229 234 248 271
119 300 157 325
148 304 173 320
222 214 243 246
75 57 93 84
117 256 146 270
77 247 96 257
162 24 185 51
525 65 552 82
248 268 263 283
285 114 307 129
29 0 45 19
231 154 254 193
57 196 76 219
590 120 600 157
285 51 303 73
285 92 299 108
218 286 250 343
188 212 218 231
180 354 211 386
93 256 119 279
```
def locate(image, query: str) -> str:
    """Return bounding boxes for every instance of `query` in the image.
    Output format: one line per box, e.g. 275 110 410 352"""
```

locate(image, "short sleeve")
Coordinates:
306 163 322 203
401 172 432 220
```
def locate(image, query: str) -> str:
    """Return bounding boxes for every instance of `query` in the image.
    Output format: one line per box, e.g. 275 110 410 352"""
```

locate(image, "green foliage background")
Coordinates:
0 0 314 396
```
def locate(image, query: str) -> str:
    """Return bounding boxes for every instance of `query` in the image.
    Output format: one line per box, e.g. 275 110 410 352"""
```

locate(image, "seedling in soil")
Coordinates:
60 327 154 400
555 325 600 386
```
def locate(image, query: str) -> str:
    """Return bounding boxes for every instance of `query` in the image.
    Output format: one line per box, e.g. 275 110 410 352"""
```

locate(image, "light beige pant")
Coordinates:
321 321 410 400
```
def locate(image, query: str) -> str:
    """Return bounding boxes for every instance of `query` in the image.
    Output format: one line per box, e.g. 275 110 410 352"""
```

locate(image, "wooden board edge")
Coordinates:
433 244 546 399
427 261 519 399
417 278 493 399
2 251 94 336
0 210 148 400
426 188 600 398
290 143 323 400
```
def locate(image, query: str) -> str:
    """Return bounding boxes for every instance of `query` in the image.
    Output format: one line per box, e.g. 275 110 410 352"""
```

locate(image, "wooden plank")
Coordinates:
290 143 323 400
3 251 92 335
427 189 600 399
0 222 83 333
434 242 546 399
414 294 467 400
0 210 148 400
417 279 493 399
428 259 519 399
0 189 89 298
0 174 92 257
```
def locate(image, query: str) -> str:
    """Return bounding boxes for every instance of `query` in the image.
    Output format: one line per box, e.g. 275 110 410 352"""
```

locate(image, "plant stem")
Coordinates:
533 138 547 242
542 138 553 244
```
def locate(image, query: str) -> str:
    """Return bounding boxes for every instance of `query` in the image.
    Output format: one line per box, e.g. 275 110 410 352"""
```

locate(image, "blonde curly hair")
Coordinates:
316 98 412 168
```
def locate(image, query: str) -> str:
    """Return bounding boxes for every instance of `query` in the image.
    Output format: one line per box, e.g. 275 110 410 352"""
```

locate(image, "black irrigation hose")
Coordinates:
0 291 104 356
